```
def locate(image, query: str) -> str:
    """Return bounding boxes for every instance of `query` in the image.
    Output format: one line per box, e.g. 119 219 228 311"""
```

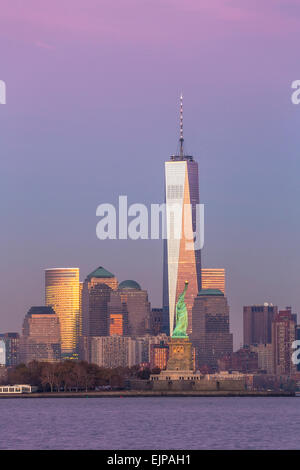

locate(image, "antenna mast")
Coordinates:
179 93 184 157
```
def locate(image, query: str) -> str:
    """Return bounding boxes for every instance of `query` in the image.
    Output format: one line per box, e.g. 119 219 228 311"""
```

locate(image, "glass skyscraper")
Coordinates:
191 289 233 371
162 95 202 335
201 268 225 294
45 268 80 357
108 280 151 338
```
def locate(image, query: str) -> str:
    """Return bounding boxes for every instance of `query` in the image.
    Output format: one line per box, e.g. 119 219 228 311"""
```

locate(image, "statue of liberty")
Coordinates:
172 281 189 338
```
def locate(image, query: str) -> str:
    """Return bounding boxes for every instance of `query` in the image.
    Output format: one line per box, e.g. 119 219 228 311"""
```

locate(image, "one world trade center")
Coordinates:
162 95 202 336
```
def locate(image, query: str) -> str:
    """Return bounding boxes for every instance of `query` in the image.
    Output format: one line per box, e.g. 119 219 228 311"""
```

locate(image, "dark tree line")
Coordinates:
2 360 147 392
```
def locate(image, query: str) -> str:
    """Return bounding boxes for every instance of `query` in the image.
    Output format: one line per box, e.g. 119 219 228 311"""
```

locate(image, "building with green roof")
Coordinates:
85 266 115 281
118 280 141 290
197 289 224 297
81 266 118 353
192 289 233 371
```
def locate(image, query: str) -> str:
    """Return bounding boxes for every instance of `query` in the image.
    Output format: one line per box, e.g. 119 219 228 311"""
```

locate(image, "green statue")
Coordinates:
172 281 189 338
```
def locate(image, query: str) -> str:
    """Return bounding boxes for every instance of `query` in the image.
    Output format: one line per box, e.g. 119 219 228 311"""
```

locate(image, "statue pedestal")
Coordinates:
150 337 202 384
166 337 193 371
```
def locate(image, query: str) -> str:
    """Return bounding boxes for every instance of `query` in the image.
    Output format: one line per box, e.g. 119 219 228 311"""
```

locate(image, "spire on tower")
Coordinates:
179 93 184 157
170 93 193 162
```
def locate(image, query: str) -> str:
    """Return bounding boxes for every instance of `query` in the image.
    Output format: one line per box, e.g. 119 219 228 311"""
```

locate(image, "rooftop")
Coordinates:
169 155 194 162
86 266 115 280
118 280 141 290
45 268 79 271
27 306 56 316
197 289 224 297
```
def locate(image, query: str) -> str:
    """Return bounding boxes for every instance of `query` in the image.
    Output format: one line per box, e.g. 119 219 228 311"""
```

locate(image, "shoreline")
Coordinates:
0 390 295 398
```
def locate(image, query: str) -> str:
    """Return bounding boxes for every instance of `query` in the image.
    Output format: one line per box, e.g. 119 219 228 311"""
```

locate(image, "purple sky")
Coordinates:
0 0 300 348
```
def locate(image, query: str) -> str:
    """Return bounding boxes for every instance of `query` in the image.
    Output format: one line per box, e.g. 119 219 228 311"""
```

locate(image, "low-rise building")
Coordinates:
90 336 140 368
150 341 169 370
218 348 259 373
250 343 274 374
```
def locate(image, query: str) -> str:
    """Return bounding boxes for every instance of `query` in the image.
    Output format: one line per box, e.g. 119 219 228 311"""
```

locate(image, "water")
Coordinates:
1 396 299 449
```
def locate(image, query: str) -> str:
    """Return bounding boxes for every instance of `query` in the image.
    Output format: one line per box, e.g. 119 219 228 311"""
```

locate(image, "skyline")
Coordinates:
0 0 300 349
3 261 296 348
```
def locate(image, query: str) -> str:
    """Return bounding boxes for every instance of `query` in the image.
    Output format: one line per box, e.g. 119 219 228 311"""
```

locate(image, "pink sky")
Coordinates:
1 0 299 48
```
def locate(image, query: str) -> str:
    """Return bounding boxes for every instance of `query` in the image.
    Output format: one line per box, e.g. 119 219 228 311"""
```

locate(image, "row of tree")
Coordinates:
1 361 161 392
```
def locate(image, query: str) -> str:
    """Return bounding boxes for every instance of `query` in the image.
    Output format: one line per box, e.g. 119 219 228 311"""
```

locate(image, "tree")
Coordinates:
137 368 151 380
53 363 64 392
60 361 76 391
110 373 124 389
8 363 31 385
41 363 56 392
27 361 44 388
72 363 87 392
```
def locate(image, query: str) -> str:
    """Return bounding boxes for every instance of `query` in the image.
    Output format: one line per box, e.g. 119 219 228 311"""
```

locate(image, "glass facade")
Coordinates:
202 269 225 294
82 270 118 338
163 157 201 335
108 285 151 338
243 304 277 346
192 291 233 371
109 313 124 336
45 268 80 356
20 306 61 363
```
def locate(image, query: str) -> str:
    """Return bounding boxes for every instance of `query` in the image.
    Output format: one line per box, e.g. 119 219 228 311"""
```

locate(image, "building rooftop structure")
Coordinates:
86 266 115 280
26 306 56 316
118 280 141 290
197 289 224 296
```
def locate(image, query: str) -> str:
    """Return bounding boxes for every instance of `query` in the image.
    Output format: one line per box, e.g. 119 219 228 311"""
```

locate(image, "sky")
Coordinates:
0 0 300 348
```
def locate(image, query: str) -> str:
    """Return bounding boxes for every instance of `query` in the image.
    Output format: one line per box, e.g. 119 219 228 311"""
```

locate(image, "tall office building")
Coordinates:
45 268 80 357
150 308 163 335
108 280 151 338
243 304 277 347
272 310 296 376
192 289 233 371
163 95 201 335
78 282 83 336
80 266 118 362
82 266 118 339
201 269 225 294
19 306 61 364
